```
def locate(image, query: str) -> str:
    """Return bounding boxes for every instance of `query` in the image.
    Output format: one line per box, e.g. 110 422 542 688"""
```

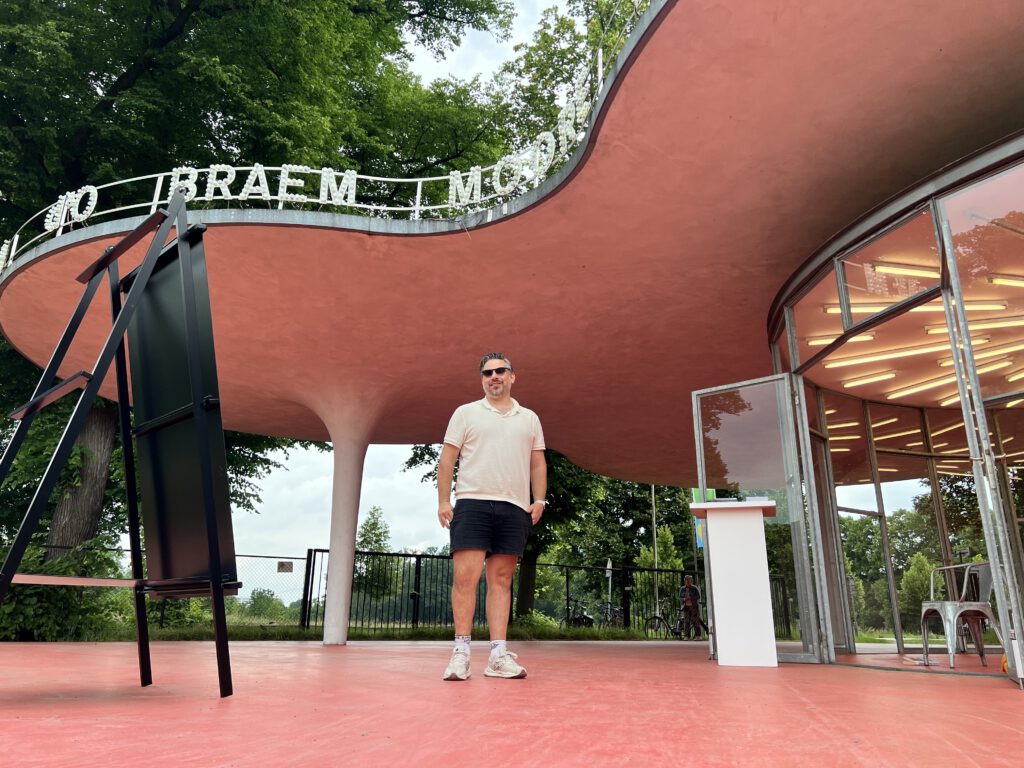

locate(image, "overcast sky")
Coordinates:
232 2 569 558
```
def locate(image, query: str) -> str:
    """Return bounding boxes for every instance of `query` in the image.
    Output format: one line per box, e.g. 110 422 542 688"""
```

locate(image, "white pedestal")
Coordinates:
692 501 778 667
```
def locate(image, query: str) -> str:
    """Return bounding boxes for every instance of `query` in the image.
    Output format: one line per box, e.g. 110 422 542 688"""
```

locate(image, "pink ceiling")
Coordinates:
5 0 1024 485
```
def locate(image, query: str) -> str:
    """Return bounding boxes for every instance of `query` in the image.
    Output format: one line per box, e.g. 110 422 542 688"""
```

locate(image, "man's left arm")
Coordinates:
528 449 547 524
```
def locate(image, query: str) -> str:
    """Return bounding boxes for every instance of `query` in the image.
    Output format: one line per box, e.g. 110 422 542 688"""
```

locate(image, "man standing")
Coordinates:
437 353 547 681
679 574 708 640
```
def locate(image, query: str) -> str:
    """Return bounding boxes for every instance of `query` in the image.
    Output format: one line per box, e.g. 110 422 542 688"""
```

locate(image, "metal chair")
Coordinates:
921 562 1000 669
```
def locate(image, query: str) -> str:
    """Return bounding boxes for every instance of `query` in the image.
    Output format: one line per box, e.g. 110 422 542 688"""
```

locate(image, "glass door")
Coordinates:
693 373 829 663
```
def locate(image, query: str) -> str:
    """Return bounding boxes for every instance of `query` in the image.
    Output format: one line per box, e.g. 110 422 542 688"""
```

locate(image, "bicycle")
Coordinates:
559 597 595 629
643 597 687 640
596 601 625 629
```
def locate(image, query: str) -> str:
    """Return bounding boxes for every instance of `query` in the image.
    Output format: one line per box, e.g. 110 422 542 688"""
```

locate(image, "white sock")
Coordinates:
454 635 471 654
489 640 507 660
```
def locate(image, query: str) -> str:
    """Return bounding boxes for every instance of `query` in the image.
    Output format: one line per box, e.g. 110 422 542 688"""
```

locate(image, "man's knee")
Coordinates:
452 551 485 589
486 556 518 589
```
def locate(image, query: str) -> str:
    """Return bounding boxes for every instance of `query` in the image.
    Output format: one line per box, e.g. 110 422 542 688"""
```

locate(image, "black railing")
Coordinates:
300 550 794 639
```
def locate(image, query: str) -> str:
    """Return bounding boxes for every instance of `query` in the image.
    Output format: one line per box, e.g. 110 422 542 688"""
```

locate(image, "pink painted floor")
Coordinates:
1 641 1022 767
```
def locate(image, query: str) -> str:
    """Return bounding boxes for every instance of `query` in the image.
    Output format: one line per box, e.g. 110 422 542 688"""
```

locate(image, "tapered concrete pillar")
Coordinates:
318 406 374 645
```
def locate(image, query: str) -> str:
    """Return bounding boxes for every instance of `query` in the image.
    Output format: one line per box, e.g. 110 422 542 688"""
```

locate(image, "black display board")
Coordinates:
125 237 236 594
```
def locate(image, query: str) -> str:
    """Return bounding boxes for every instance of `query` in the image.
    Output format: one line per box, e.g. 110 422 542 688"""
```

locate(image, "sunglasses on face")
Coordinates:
481 367 511 378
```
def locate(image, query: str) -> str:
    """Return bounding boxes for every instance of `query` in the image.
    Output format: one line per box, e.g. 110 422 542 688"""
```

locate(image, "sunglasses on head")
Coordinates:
481 367 511 377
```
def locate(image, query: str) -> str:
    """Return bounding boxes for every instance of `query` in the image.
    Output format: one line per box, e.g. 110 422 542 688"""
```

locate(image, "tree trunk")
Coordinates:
45 401 118 562
515 545 540 617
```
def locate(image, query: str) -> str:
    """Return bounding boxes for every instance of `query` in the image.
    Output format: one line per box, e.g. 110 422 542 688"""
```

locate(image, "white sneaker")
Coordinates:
443 649 471 681
484 651 527 679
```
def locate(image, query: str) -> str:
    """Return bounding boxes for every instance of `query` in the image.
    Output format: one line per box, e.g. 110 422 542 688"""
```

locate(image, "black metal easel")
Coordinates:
0 192 237 697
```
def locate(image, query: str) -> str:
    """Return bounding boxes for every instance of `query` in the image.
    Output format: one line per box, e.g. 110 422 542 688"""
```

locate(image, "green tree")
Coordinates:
405 442 695 616
886 507 943 577
899 551 943 631
354 505 392 600
839 514 887 584
356 505 392 553
863 577 893 631
245 587 287 622
1 0 516 637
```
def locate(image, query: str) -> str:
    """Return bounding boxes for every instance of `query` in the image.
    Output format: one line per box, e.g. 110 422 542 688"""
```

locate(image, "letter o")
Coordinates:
492 155 523 195
69 186 99 223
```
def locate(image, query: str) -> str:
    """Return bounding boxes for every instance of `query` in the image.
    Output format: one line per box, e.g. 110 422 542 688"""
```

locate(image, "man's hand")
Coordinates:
528 501 545 525
438 500 454 528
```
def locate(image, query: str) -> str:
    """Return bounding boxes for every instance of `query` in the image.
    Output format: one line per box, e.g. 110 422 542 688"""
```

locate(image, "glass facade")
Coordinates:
705 141 1024 677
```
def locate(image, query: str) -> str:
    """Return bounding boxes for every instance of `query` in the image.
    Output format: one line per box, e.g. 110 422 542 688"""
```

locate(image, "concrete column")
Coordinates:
314 401 375 645
321 432 368 644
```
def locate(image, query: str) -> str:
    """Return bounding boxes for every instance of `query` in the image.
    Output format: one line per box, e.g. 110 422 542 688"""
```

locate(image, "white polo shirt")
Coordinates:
443 397 545 512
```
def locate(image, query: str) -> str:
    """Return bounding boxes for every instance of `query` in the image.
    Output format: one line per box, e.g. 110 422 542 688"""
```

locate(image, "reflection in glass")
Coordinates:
698 384 786 491
840 209 940 323
941 161 1024 404
790 271 843 366
696 381 810 654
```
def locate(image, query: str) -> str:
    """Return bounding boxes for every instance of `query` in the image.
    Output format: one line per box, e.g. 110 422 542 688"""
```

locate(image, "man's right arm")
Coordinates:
437 443 460 528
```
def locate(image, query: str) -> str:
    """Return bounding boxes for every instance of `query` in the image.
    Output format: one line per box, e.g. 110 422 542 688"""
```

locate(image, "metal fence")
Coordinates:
7 546 792 637
300 550 794 639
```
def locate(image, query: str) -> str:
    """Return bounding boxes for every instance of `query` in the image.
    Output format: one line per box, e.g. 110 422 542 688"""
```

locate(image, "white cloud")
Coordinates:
232 444 445 557
406 1 568 84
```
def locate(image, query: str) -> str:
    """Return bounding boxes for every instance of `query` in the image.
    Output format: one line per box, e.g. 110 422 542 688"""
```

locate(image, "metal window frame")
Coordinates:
692 373 826 663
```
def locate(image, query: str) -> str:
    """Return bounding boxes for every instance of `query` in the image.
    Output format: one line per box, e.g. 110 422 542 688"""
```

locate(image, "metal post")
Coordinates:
300 548 314 629
174 202 232 697
412 555 423 629
651 484 659 612
108 260 152 687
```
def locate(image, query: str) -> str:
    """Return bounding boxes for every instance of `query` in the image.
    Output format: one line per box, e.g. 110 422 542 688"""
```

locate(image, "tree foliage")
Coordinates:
0 0 518 639
356 505 392 553
0 0 515 231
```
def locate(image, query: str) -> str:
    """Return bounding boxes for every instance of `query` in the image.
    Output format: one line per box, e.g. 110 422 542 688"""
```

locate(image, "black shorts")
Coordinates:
450 499 532 557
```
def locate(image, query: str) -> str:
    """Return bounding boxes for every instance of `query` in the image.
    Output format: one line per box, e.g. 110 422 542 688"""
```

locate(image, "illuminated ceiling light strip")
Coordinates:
886 373 958 399
931 421 964 436
827 420 860 429
938 470 973 477
1007 368 1024 382
927 316 1024 334
806 333 875 347
877 467 900 473
869 417 898 428
829 434 861 441
829 447 851 453
826 339 989 369
824 408 838 415
872 262 941 279
932 442 949 449
905 441 923 447
874 428 922 441
825 301 1008 314
843 371 897 388
886 359 1012 399
1003 449 1024 458
939 340 1024 366
958 302 1008 312
988 273 1024 288
1006 399 1024 408
939 393 962 407
1004 436 1016 444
